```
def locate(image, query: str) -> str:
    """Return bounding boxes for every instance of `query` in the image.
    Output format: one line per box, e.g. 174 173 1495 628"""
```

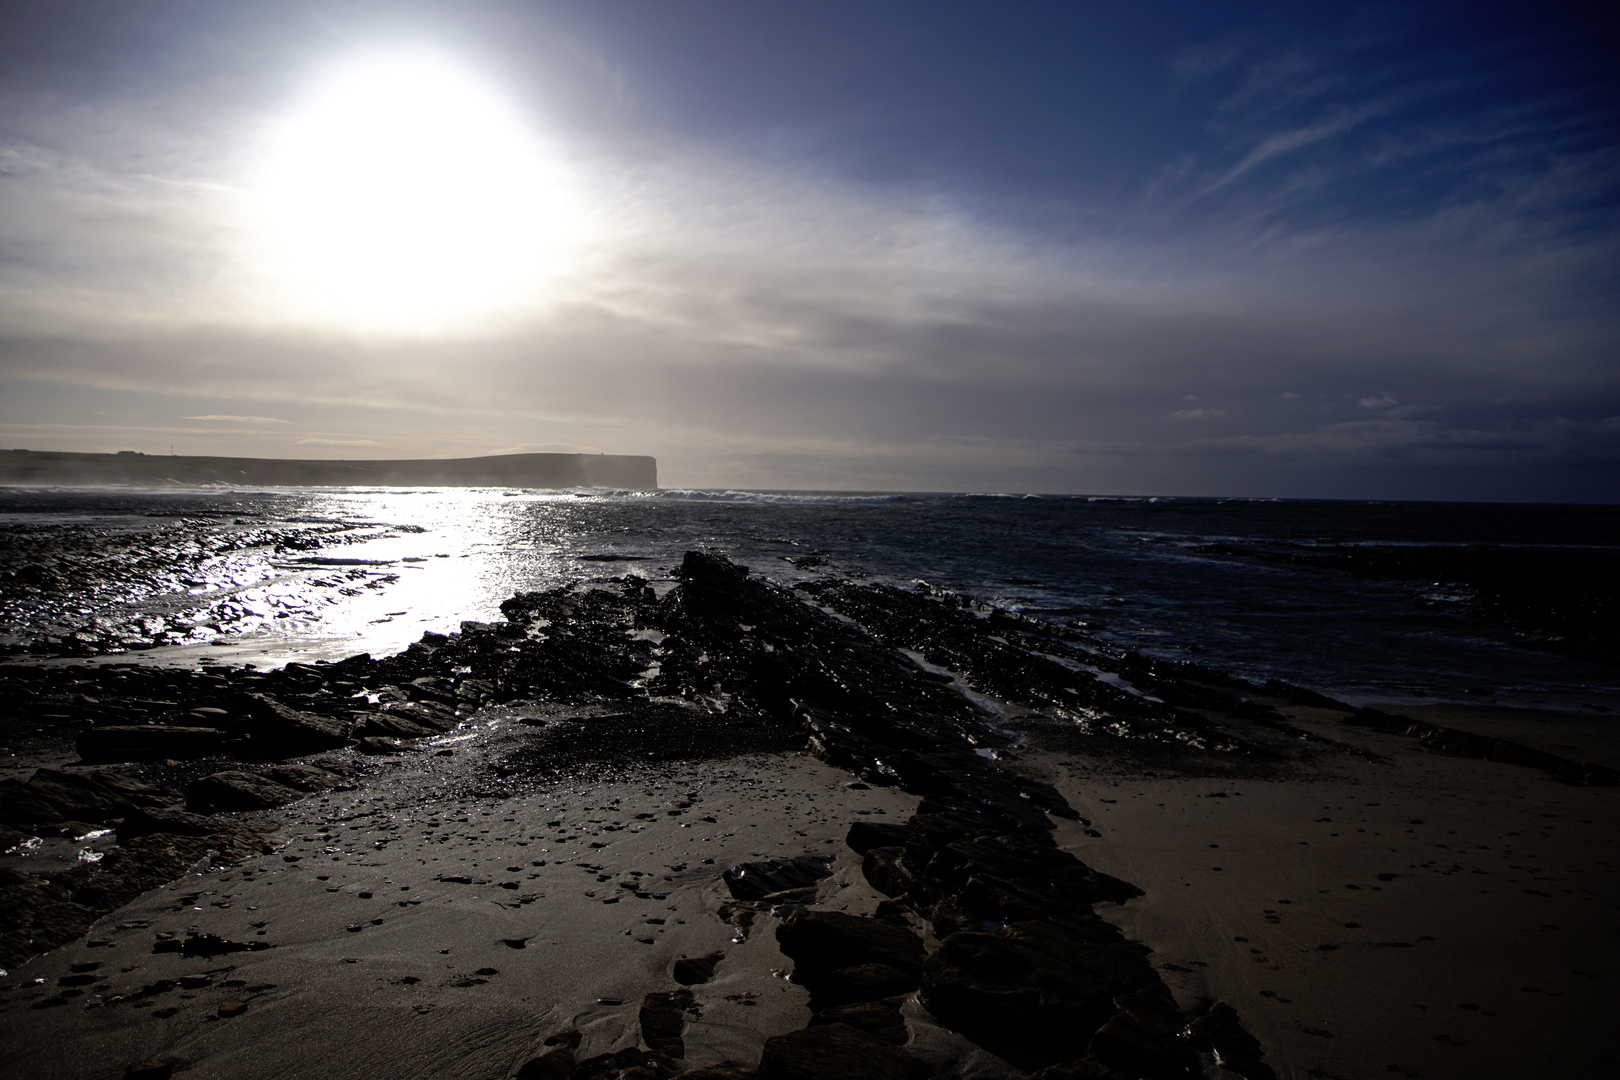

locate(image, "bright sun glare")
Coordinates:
254 52 580 331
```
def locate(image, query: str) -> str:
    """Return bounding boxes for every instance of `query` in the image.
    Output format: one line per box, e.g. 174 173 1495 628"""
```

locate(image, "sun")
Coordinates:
252 51 581 331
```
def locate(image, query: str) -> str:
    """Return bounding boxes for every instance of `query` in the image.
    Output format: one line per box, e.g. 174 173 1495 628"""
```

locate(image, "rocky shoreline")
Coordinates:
2 551 1615 1078
0 511 408 659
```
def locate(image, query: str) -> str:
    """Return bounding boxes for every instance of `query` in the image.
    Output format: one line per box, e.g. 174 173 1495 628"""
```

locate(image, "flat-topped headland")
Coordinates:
0 450 657 490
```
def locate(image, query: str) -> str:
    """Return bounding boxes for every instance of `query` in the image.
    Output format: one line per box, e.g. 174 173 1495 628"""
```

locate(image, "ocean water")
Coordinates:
1 486 1616 710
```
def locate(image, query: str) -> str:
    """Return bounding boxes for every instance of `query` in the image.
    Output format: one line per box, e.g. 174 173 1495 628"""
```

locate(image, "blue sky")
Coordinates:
1 1 1616 498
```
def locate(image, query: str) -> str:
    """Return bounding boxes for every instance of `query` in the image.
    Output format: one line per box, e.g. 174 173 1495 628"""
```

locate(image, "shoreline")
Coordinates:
4 487 1613 719
1 552 1615 1078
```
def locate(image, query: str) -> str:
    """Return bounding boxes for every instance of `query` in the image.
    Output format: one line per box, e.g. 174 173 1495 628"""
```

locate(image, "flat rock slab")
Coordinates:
258 764 346 792
809 962 919 1007
116 808 220 839
671 952 723 986
241 694 352 751
187 772 305 813
722 855 832 901
775 908 927 979
15 769 136 823
757 1023 932 1080
0 779 68 827
358 713 440 740
381 701 458 733
809 1001 909 1045
920 928 1152 1049
76 726 226 763
844 820 908 855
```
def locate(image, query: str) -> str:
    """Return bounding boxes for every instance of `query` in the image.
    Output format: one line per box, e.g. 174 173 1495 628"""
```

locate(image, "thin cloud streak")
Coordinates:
1203 102 1390 195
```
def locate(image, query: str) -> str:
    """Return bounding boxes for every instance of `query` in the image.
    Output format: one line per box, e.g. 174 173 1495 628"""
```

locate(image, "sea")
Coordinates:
1 486 1616 711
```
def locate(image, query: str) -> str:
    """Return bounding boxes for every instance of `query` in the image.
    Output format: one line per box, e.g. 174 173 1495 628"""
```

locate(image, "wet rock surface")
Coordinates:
185 771 306 813
722 856 832 902
756 1023 933 1080
0 514 406 659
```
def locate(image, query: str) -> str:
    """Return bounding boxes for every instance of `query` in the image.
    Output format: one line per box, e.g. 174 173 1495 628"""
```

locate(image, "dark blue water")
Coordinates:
2 486 1616 709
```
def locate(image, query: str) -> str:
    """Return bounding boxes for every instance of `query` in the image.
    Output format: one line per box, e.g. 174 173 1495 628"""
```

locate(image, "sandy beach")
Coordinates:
1 734 928 1079
1036 697 1620 1078
2 552 1615 1079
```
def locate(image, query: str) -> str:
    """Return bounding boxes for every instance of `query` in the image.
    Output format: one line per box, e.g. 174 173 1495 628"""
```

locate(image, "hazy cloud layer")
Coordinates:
1 2 1615 499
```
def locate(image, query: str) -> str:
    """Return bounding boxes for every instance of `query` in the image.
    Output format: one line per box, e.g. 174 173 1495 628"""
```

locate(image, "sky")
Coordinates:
1 1 1616 500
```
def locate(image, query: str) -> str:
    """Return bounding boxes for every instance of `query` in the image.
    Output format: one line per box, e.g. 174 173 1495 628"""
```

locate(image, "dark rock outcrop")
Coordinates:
775 909 926 983
756 1023 932 1080
237 693 353 753
845 820 909 855
723 856 833 902
187 771 305 813
77 725 226 763
671 953 723 986
808 1000 909 1044
920 928 1144 1050
640 989 694 1057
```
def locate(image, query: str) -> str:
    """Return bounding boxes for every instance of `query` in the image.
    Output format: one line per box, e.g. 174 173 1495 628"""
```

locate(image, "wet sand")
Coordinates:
0 730 925 1079
1041 699 1620 1079
7 702 1614 1079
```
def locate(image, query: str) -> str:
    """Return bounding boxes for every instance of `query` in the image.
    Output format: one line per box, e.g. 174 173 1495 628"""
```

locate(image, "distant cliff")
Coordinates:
0 450 657 490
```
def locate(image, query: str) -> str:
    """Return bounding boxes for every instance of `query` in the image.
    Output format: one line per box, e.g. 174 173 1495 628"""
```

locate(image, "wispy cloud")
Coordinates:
179 414 288 423
1151 20 1620 259
294 437 382 447
1204 102 1389 194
